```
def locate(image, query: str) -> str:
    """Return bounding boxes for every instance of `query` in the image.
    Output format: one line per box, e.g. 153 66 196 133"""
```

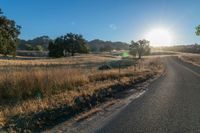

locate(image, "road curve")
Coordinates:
96 56 200 133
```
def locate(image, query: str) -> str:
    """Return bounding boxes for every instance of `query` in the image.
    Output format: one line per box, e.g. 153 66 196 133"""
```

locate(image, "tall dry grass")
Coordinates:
0 55 164 129
0 67 89 101
179 54 200 67
0 54 117 67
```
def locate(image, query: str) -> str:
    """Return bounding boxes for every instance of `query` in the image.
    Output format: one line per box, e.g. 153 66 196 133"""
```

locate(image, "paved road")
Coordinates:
96 56 200 133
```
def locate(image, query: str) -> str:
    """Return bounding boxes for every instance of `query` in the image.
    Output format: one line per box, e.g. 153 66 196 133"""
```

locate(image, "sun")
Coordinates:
145 27 173 46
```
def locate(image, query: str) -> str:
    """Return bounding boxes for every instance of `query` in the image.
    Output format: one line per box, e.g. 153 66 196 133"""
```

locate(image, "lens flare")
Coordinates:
145 27 173 46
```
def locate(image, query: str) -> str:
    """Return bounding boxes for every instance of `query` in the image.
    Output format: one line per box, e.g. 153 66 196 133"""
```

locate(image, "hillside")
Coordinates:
18 36 51 51
88 39 129 52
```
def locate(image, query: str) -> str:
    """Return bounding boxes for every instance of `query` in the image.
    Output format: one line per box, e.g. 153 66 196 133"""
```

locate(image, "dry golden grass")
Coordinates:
0 70 155 127
0 54 164 128
179 54 200 66
0 54 117 67
0 68 89 101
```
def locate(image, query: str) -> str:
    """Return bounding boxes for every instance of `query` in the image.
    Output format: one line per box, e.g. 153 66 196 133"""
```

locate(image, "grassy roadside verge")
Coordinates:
179 54 200 67
0 56 164 132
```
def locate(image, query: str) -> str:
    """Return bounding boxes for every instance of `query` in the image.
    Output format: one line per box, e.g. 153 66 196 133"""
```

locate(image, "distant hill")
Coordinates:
88 39 129 52
18 37 129 52
18 36 51 51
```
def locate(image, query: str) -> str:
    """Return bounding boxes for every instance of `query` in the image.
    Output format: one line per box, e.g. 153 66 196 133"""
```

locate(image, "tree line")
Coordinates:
18 38 129 53
154 26 200 54
160 44 200 53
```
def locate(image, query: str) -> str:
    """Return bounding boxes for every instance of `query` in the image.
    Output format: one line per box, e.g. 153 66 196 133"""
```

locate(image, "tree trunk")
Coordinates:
138 53 141 59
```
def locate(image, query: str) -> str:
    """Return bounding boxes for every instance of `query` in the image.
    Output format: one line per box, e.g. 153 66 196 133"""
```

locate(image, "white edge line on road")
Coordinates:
180 64 200 77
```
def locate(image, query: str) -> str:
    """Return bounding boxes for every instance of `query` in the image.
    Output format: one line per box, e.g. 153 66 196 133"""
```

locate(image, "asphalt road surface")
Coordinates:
96 56 200 133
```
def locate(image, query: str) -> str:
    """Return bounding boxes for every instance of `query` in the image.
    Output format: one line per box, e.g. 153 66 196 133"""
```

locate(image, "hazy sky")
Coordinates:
0 0 200 44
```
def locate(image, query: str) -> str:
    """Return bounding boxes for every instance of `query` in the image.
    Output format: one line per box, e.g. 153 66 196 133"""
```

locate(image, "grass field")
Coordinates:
0 53 164 132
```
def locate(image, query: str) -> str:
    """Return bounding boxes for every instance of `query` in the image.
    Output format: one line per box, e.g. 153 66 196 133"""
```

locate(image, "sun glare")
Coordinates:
145 27 173 46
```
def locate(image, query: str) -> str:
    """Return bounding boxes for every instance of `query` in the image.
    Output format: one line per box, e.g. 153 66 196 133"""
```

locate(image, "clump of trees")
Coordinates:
129 39 150 59
0 9 21 56
48 33 89 58
18 38 129 52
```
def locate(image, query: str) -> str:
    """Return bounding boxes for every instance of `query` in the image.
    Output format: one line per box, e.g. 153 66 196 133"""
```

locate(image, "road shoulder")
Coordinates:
44 72 165 133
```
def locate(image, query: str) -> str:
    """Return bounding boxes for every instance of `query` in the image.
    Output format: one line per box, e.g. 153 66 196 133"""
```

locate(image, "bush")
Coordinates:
98 64 112 70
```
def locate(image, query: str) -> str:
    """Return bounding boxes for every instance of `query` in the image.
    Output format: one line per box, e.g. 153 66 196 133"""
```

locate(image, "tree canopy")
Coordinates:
129 39 150 59
196 25 200 36
0 8 21 56
48 33 89 58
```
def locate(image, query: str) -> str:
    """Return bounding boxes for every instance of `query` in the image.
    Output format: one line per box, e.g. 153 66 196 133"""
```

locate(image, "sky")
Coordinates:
0 0 200 45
